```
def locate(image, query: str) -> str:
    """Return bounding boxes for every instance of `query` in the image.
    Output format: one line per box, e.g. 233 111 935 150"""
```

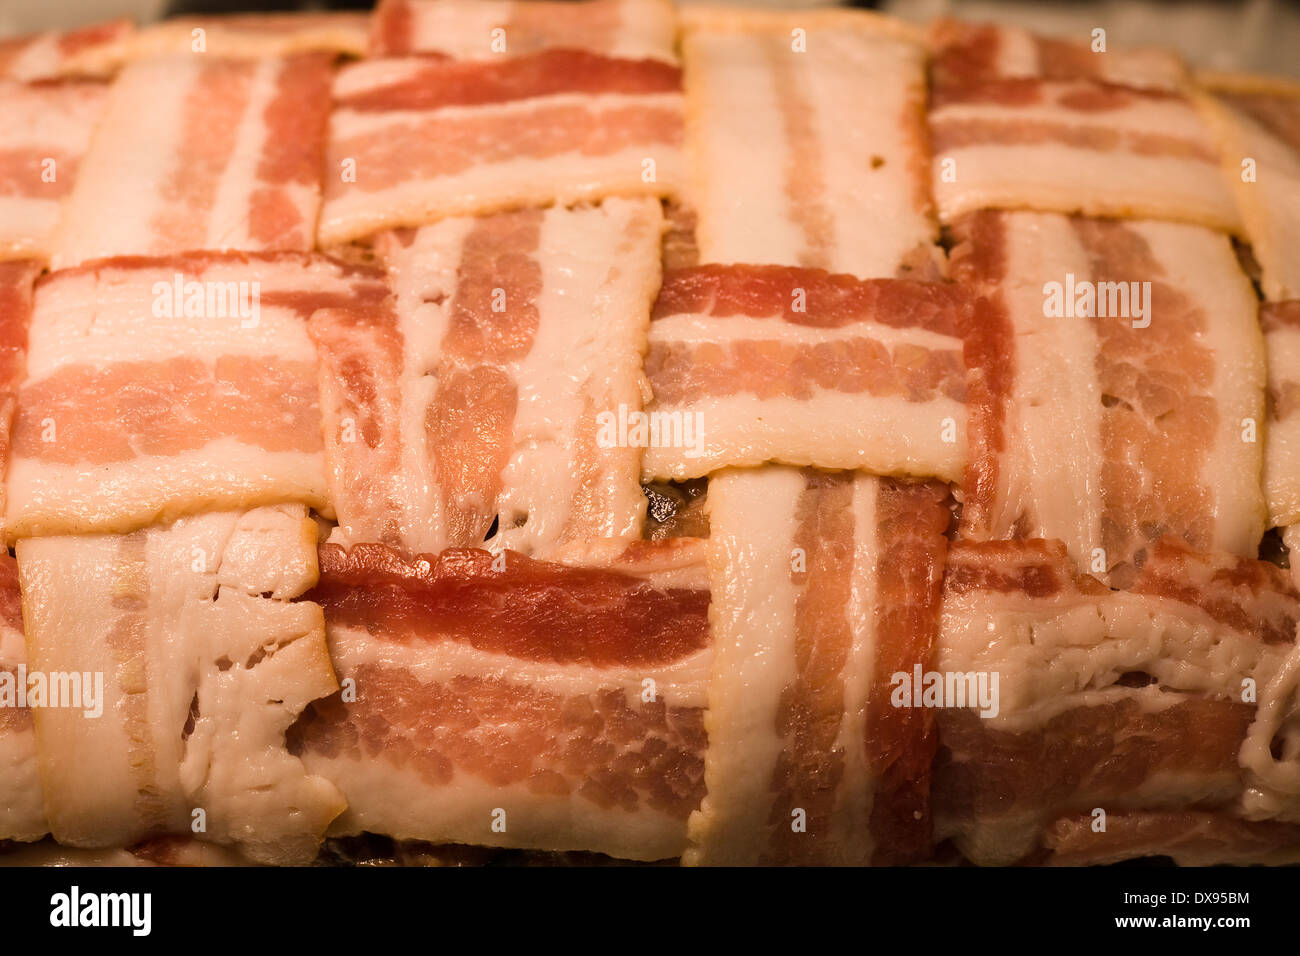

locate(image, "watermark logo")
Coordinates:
152 273 260 328
50 886 151 936
1043 273 1151 328
890 665 999 718
0 666 103 718
596 404 705 459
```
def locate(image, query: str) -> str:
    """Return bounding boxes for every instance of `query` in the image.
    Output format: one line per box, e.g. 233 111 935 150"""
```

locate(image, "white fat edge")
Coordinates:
932 144 1242 230
5 440 328 540
314 752 688 860
328 622 710 709
931 93 1212 139
204 57 281 251
648 311 963 353
1 82 106 150
0 201 59 253
610 0 679 63
684 466 804 865
683 31 800 269
0 614 45 841
830 474 880 864
496 200 659 552
807 30 934 277
641 390 967 483
989 211 1103 566
318 142 680 247
1240 625 1300 822
406 0 513 59
26 273 317 379
1132 219 1267 557
49 57 195 270
1262 324 1300 523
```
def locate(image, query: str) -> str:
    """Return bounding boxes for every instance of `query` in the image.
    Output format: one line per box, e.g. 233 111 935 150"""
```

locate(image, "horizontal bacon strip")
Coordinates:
336 50 680 111
17 506 343 864
369 0 678 63
1043 811 1300 866
311 543 710 667
129 12 368 59
53 53 332 269
316 200 660 558
682 12 939 278
687 467 949 865
6 252 388 539
0 82 106 261
928 18 1188 94
0 19 132 82
952 210 1266 586
318 57 682 244
929 76 1239 229
643 265 972 481
936 538 1300 865
291 537 711 861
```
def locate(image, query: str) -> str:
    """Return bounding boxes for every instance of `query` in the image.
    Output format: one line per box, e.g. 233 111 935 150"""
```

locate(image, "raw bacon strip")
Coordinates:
682 9 940 278
1043 811 1300 866
6 252 390 539
52 53 333 269
934 538 1300 865
0 552 44 843
313 200 661 558
928 18 1188 92
0 82 106 262
928 76 1239 229
288 539 711 862
686 467 949 865
0 261 38 525
130 12 368 59
952 210 1266 586
643 265 972 482
370 0 677 63
318 54 682 245
17 505 345 865
1200 77 1300 303
0 19 133 82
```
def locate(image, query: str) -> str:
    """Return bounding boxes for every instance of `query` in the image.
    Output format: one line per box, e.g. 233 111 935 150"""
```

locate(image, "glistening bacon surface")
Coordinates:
6 251 389 538
315 200 660 558
928 18 1187 92
682 11 939 278
936 538 1300 865
1043 811 1300 866
17 506 344 864
951 210 1266 586
0 20 133 82
369 0 678 62
643 265 971 481
928 76 1239 229
686 467 949 865
53 53 333 269
0 81 106 261
291 538 712 861
318 56 683 244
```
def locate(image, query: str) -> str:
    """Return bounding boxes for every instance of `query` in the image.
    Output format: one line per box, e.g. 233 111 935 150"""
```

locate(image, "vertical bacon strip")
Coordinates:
682 9 939 279
1258 303 1300 549
0 552 44 843
52 54 333 269
0 20 133 82
0 82 106 262
0 261 38 527
17 506 344 864
314 200 661 558
6 252 389 539
686 467 949 865
928 71 1239 229
1199 78 1300 304
288 539 712 862
952 210 1266 586
643 265 972 482
370 0 678 63
318 53 683 244
935 538 1300 865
